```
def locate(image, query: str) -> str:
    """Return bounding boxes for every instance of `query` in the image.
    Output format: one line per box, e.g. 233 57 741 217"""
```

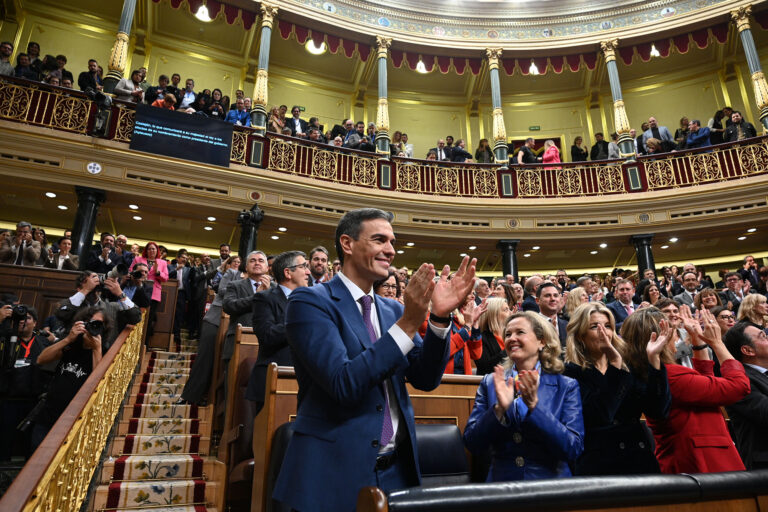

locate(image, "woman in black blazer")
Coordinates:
564 302 670 475
475 297 510 375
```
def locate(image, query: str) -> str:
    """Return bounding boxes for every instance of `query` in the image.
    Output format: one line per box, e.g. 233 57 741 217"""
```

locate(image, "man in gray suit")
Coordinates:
673 271 699 310
642 116 674 152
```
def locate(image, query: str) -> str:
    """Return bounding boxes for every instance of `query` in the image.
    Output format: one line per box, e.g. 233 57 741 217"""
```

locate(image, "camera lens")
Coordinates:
85 320 104 337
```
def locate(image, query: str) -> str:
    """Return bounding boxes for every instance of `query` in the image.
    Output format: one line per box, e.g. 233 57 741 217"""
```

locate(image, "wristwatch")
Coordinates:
119 292 127 300
429 312 453 324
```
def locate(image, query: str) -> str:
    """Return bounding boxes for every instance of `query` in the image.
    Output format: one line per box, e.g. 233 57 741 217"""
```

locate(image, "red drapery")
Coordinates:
153 0 256 29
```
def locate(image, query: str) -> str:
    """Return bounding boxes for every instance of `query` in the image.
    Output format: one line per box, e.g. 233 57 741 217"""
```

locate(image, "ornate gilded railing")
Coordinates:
2 75 768 198
0 318 144 512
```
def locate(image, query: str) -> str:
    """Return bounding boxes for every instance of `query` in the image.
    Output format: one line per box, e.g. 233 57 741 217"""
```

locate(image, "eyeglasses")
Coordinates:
288 262 310 270
717 314 735 321
378 284 398 290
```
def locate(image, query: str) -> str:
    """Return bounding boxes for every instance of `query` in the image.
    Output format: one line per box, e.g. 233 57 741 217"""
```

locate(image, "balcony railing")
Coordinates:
1 75 766 199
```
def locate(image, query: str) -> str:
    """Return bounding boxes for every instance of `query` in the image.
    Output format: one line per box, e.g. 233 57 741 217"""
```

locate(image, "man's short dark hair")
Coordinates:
219 243 230 250
310 246 329 259
171 73 180 79
724 271 741 281
158 74 168 82
595 132 604 137
732 110 742 117
724 321 758 362
273 250 306 284
77 270 96 288
1 41 13 50
655 297 679 310
525 137 534 144
690 119 700 126
27 41 39 50
682 271 697 281
177 249 188 257
536 281 558 298
88 59 98 65
335 208 393 265
24 306 38 322
100 232 114 242
55 54 67 62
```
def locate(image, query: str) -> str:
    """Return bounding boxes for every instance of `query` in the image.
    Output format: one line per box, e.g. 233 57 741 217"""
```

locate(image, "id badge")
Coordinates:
15 358 31 368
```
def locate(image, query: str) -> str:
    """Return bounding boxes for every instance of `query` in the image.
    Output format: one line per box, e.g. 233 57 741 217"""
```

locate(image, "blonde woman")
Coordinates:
464 311 584 480
564 287 589 319
474 297 510 375
737 293 768 328
564 303 669 475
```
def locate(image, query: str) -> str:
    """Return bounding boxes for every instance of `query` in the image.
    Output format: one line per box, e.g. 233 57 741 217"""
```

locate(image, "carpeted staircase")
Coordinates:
92 333 224 512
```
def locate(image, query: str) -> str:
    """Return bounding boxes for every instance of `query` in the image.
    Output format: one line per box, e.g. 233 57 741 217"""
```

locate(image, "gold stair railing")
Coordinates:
0 317 145 512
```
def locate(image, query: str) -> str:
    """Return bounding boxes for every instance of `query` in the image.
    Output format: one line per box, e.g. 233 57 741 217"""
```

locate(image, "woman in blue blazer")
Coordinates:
464 311 584 481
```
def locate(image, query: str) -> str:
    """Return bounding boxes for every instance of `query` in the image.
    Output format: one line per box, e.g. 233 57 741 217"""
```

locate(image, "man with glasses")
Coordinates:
0 41 13 77
725 321 768 469
720 271 750 313
246 251 310 415
288 105 309 137
0 221 41 266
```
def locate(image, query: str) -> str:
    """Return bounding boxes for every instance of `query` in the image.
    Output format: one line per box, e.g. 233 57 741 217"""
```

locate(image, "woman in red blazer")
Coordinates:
129 241 168 338
622 306 749 473
444 293 485 375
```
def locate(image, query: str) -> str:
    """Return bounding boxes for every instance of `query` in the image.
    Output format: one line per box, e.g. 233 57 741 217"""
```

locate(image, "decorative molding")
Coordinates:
260 2 279 29
731 5 753 33
600 39 619 63
376 36 392 59
108 32 131 74
485 48 502 70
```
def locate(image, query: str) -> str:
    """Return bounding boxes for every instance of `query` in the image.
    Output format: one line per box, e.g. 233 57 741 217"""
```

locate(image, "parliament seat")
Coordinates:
414 424 470 487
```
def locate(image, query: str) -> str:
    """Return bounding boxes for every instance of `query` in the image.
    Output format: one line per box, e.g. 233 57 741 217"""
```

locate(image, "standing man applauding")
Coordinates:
273 208 476 512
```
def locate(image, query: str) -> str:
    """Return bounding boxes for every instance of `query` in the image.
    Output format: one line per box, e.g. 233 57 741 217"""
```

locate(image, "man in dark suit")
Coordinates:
450 139 474 162
273 208 476 512
606 279 640 331
521 276 542 313
536 282 568 349
725 321 768 469
719 272 750 313
170 251 193 343
245 250 310 415
222 251 270 388
739 255 761 290
77 59 102 92
287 105 309 137
86 232 126 274
427 138 452 161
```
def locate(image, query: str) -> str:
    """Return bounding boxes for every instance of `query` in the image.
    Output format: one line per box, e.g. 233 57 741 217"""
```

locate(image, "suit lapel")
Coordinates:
328 276 373 350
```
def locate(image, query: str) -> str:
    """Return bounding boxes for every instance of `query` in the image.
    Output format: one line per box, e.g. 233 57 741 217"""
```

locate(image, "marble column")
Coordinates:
250 2 278 135
600 39 635 160
103 0 137 94
630 234 656 276
71 187 106 270
497 239 520 283
375 36 392 156
732 6 768 131
486 48 508 166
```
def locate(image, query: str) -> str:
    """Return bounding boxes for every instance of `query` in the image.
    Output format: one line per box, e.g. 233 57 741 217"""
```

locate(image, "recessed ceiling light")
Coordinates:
278 227 287 232
207 216 216 222
129 204 139 210
468 245 477 250
132 215 142 221
406 242 415 247
271 235 279 240
523 253 531 257
747 228 756 233
204 226 213 231
599 243 607 249
57 205 68 210
669 237 678 243
532 246 540 250
661 245 669 249
397 250 404 254
45 192 56 198
590 250 598 255
459 253 468 257
738 236 747 241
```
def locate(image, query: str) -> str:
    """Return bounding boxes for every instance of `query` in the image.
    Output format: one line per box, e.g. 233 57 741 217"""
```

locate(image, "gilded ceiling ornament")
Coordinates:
485 48 502 69
731 5 752 33
600 39 619 62
376 36 392 58
260 2 279 28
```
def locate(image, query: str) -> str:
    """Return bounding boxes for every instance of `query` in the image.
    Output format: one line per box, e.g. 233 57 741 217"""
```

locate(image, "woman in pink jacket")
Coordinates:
542 140 561 170
129 241 168 338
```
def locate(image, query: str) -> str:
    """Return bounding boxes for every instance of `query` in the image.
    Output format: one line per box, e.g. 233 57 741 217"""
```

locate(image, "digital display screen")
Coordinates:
129 103 234 167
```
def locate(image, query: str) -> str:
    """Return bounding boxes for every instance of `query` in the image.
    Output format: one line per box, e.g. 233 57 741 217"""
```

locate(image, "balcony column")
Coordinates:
630 234 656 276
103 0 137 94
732 6 768 131
486 48 508 167
375 36 392 157
250 2 278 135
236 204 265 271
600 39 635 160
497 239 520 283
71 187 106 270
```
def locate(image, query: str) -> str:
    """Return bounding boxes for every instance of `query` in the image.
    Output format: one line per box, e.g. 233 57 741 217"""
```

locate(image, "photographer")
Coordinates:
0 221 41 266
55 271 141 351
30 306 109 451
0 306 52 461
116 262 151 308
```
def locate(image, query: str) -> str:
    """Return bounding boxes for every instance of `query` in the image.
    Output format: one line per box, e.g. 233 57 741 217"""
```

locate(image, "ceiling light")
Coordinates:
305 40 327 55
207 216 216 222
529 60 540 75
650 44 660 58
738 236 747 241
194 5 213 22
590 250 598 255
661 245 669 249
278 227 287 232
271 235 279 240
57 205 68 210
416 59 428 74
406 242 415 247
747 228 756 233
397 250 405 254
532 246 540 250
204 226 213 231
668 237 678 243
45 192 56 198
459 253 468 257
468 245 476 250
132 215 142 221
129 204 139 210
523 253 531 257
599 243 607 249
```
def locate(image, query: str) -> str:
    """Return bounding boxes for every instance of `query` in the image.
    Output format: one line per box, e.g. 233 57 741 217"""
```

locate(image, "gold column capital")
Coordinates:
260 2 279 29
731 5 753 33
485 48 502 70
600 39 619 63
376 36 392 59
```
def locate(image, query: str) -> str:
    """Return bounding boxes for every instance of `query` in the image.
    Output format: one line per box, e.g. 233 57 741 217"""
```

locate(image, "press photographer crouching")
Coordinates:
0 304 52 461
54 270 142 351
29 306 110 450
110 262 152 309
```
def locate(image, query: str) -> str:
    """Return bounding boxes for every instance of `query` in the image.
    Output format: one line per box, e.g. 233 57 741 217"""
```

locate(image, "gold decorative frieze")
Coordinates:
473 168 498 196
231 131 247 164
114 106 135 143
397 162 421 192
0 81 33 121
352 156 377 186
751 71 768 110
260 2 279 29
435 167 459 195
600 39 619 63
731 5 752 33
517 169 543 197
557 168 582 195
690 152 722 183
268 138 297 172
645 159 677 189
737 140 768 175
312 149 338 179
597 165 625 193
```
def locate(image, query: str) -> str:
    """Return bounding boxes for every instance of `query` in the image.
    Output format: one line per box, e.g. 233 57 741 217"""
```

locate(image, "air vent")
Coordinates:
0 152 60 167
281 200 347 215
670 200 767 219
412 217 490 227
125 173 228 195
537 219 619 228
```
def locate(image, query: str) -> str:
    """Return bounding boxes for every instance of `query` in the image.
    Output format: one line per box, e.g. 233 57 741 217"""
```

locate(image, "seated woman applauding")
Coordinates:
564 302 670 475
623 307 749 473
464 311 584 481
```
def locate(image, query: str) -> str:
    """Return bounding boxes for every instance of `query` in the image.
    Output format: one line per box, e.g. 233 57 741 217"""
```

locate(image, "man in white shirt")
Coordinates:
536 282 567 349
607 279 640 330
179 79 196 110
674 272 700 310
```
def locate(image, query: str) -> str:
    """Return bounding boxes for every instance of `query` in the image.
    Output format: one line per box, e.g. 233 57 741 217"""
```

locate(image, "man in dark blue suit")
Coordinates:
86 232 126 274
521 276 542 312
606 279 640 331
273 208 476 512
170 250 193 342
536 282 568 350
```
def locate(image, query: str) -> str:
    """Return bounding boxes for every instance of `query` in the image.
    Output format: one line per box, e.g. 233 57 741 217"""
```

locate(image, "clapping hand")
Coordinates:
493 365 516 414
469 298 488 329
646 319 673 369
679 305 702 339
429 256 477 318
698 308 722 347
517 369 540 410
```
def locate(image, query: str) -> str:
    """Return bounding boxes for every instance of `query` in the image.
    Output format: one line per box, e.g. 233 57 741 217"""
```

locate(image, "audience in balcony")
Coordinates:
673 116 690 150
224 97 251 126
725 111 757 142
607 133 620 159
451 138 474 162
475 138 494 163
151 93 176 110
177 78 197 110
145 74 170 105
685 119 711 149
516 137 541 164
590 132 609 160
0 221 41 266
43 237 78 270
542 139 561 167
429 138 452 161
642 117 674 153
571 136 588 162
14 53 40 82
0 41 13 77
288 105 309 137
77 59 103 92
708 110 727 145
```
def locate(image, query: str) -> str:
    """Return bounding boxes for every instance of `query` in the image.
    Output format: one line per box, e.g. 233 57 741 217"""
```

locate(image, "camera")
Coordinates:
98 263 129 284
11 304 28 322
131 269 145 280
85 320 105 337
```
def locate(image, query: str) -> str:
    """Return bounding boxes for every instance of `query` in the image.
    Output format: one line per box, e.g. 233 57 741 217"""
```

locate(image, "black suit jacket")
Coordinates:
288 117 309 136
87 249 126 274
428 147 453 161
245 286 293 413
451 147 473 162
726 364 768 469
222 277 258 360
77 71 101 92
521 294 540 313
636 135 646 155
